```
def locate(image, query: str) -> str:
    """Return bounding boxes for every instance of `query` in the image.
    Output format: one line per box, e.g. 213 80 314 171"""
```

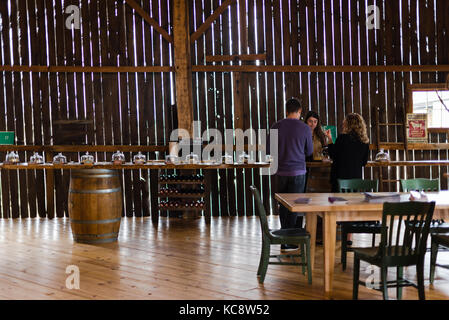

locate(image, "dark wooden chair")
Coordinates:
353 201 436 300
249 186 312 284
338 179 382 271
430 234 449 284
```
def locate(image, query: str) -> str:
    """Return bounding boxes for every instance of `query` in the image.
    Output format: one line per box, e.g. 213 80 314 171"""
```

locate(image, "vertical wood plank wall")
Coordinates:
0 0 448 219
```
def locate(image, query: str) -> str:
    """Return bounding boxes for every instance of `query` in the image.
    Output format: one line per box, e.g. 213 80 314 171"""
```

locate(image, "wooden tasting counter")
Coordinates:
0 162 271 170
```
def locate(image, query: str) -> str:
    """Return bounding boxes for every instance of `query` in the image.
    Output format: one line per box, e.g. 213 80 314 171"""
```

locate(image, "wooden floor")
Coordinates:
1 215 449 300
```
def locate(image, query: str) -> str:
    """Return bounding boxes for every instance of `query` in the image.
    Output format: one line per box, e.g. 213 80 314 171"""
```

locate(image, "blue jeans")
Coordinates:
276 174 306 229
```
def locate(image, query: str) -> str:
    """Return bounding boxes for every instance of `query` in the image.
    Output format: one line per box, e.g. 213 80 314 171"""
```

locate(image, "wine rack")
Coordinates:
157 172 208 218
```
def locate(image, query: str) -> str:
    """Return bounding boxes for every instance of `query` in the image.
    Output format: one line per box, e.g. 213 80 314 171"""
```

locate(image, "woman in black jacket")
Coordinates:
328 113 370 192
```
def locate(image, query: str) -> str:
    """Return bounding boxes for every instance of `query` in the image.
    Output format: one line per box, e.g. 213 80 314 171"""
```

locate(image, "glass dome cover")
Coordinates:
238 152 252 164
112 151 125 164
375 149 390 162
80 152 94 164
133 152 146 164
30 152 44 164
53 153 67 164
186 153 199 164
165 154 180 164
5 151 20 164
222 153 233 164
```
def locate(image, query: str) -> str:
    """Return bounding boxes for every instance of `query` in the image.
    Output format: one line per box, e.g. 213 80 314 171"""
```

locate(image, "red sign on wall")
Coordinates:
407 113 428 143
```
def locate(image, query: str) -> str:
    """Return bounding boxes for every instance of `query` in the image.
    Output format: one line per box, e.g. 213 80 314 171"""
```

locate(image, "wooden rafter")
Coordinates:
0 66 174 73
192 64 449 73
190 0 237 43
2 64 449 74
205 53 266 62
124 0 173 43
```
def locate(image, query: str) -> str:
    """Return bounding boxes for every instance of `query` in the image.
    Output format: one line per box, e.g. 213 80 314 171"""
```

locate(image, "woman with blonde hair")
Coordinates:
328 113 370 192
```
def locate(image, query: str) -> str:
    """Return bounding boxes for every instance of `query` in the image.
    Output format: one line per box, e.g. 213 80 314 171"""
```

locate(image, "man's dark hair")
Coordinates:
286 97 302 114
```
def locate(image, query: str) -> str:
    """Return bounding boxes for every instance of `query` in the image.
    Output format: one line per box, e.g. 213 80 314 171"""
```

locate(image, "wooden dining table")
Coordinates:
275 191 449 297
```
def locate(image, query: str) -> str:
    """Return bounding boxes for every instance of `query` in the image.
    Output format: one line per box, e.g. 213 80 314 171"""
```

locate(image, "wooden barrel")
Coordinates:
68 169 122 244
306 166 332 193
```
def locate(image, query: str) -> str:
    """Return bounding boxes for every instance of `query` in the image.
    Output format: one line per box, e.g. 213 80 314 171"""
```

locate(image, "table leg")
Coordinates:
305 213 317 270
323 212 336 296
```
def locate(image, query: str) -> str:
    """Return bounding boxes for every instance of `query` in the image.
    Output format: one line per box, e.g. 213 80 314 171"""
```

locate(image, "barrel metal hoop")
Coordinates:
71 174 118 179
73 235 119 244
70 217 122 225
69 187 122 194
73 232 119 238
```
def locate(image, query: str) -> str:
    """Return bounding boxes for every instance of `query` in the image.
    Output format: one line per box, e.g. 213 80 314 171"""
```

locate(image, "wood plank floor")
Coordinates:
0 216 448 300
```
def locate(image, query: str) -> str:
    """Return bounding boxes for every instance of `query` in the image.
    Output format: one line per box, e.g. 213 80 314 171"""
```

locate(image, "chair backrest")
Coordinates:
378 201 435 264
401 178 440 192
249 186 270 236
338 179 379 193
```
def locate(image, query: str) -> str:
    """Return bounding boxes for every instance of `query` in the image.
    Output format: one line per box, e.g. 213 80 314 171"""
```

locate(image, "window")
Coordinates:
408 84 449 131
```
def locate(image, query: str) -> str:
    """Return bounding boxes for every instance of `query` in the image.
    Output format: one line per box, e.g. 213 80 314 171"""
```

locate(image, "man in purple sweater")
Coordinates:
270 98 313 249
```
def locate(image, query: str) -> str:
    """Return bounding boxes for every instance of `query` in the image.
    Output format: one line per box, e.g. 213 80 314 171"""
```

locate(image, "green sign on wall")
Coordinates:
322 125 337 144
0 132 15 145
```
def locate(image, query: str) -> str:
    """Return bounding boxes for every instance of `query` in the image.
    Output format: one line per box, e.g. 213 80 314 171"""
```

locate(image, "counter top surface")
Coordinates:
0 162 271 170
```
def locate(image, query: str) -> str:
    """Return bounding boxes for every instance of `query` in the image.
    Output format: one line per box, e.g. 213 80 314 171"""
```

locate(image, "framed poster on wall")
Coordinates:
406 113 428 143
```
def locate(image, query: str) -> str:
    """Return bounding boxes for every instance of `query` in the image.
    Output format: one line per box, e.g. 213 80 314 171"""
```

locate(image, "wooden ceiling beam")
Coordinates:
124 0 173 43
190 0 237 43
205 53 267 62
192 64 449 73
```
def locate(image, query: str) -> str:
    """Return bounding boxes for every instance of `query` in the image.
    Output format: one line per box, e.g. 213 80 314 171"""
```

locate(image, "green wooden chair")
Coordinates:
353 201 435 300
249 186 312 284
401 178 440 193
338 179 382 271
430 234 449 284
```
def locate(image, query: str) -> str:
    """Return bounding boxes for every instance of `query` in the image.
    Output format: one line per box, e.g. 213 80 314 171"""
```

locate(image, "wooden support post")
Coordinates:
173 0 194 136
233 72 244 130
45 152 54 219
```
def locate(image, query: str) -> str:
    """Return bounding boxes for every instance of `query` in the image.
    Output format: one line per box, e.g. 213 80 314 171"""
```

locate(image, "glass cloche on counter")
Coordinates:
5 151 20 164
53 153 67 164
237 152 252 164
80 152 95 165
375 148 390 162
185 153 199 164
165 154 180 165
133 152 146 164
222 153 233 165
265 155 274 163
29 152 44 164
112 151 125 165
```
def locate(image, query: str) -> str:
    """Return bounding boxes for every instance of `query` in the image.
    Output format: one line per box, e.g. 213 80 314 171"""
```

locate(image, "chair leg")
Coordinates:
300 243 306 275
353 256 360 300
257 240 267 276
341 229 348 271
381 266 389 300
258 242 271 284
397 267 403 300
417 260 426 300
371 233 376 247
306 239 312 284
430 238 438 284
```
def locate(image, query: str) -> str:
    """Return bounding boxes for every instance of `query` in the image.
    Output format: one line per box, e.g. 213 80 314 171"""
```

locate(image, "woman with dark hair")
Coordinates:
328 113 370 192
305 111 333 161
